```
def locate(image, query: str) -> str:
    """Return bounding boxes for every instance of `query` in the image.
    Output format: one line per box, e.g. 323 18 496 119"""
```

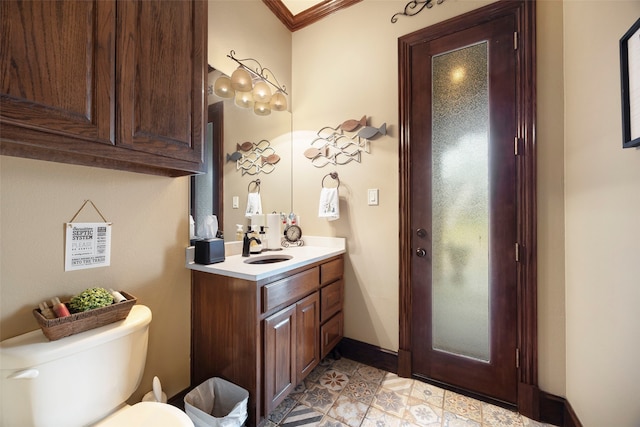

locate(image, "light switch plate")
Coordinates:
368 189 379 206
232 196 239 209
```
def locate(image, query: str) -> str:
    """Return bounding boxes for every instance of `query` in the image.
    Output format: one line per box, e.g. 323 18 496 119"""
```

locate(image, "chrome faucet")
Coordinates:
242 233 261 257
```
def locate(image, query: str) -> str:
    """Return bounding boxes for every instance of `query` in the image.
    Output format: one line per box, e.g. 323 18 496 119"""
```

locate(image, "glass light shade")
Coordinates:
269 91 287 111
235 91 254 108
213 76 234 99
252 80 272 103
230 67 253 91
254 102 271 116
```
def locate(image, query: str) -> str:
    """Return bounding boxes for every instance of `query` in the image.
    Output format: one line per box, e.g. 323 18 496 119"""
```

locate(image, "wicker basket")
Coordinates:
32 291 137 341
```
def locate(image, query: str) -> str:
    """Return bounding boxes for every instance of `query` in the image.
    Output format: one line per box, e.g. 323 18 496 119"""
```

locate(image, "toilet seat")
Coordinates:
95 401 194 427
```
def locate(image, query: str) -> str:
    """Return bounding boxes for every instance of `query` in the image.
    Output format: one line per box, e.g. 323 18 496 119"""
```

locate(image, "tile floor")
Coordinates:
262 357 558 427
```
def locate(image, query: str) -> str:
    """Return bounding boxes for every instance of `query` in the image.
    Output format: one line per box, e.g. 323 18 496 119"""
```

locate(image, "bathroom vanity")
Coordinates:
187 238 345 427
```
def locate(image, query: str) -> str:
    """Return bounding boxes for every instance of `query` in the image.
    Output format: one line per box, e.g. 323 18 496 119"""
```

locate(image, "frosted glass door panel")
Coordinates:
431 42 490 362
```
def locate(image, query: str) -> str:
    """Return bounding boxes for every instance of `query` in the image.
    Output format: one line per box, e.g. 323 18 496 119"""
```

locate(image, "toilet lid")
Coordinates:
96 402 194 427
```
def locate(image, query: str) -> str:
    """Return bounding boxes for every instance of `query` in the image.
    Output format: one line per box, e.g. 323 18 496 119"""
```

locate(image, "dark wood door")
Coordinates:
296 292 320 381
1 0 115 143
116 0 205 163
264 304 297 415
407 15 518 403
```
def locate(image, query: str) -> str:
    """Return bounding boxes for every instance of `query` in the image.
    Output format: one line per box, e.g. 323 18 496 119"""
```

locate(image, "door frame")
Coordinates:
397 0 538 418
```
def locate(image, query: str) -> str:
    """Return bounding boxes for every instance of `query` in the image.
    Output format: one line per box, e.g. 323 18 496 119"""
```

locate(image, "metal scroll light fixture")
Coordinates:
213 50 288 116
391 0 445 23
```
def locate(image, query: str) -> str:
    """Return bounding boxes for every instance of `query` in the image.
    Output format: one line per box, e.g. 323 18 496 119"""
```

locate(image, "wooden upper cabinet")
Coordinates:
0 0 206 177
116 0 204 164
0 0 115 143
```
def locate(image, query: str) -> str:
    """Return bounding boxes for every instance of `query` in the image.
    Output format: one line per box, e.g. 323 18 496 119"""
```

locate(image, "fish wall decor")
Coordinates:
305 115 388 168
228 139 281 175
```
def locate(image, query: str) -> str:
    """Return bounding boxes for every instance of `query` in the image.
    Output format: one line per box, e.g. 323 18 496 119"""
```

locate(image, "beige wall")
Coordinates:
291 0 499 356
536 0 567 398
563 2 640 426
3 1 639 424
290 0 567 398
0 157 191 402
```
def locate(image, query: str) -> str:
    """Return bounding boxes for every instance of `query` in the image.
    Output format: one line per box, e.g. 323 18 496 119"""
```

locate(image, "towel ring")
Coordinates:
248 179 261 193
322 172 340 188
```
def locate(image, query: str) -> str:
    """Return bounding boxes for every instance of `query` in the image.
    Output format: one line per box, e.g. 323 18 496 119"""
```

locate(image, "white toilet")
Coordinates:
0 305 194 427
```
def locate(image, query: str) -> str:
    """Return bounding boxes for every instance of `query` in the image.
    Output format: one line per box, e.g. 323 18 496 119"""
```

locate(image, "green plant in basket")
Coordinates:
69 287 114 313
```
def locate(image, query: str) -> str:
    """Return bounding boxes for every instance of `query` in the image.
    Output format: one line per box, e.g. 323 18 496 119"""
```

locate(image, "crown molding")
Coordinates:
262 0 362 32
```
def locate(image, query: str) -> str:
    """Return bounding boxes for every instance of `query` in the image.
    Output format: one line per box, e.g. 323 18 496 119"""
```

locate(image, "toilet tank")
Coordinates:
0 305 152 427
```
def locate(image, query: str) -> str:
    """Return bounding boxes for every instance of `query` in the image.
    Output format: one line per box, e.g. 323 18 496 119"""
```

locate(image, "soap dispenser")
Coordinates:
236 224 244 241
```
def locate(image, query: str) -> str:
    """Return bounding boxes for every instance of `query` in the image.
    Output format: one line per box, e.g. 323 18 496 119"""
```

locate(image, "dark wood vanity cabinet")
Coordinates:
191 255 344 427
0 0 206 177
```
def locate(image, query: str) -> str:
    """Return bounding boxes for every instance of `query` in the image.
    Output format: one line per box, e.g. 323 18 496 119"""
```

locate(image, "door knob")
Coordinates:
416 248 427 257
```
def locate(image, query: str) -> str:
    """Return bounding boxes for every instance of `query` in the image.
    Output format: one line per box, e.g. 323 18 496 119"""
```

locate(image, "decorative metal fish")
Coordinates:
261 154 281 165
240 164 260 175
226 151 242 162
316 127 342 141
255 139 271 151
339 115 367 132
311 155 336 168
260 164 276 174
357 123 387 139
237 141 253 152
335 151 361 165
304 145 328 159
335 135 359 149
339 142 362 156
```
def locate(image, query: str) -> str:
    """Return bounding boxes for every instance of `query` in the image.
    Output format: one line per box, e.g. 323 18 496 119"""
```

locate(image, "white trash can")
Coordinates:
184 377 249 427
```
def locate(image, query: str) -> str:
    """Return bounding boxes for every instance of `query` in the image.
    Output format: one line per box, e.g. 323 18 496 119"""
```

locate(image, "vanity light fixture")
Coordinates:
213 50 288 116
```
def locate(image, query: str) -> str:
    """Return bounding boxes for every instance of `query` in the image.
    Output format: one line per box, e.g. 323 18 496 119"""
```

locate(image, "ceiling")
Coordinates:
262 0 363 32
280 1 325 15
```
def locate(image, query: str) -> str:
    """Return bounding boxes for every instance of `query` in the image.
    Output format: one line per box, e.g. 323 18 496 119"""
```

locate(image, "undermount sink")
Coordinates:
244 254 293 265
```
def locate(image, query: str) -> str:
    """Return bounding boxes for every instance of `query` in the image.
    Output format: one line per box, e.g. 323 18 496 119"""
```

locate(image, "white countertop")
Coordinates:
186 236 346 281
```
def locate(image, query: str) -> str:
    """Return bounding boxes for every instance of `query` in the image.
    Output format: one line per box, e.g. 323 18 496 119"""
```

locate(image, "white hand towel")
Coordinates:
245 192 263 218
318 187 339 221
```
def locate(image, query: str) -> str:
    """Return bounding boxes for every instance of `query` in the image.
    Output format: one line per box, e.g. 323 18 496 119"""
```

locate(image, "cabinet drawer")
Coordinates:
320 311 344 359
320 279 343 323
320 257 344 285
263 267 319 313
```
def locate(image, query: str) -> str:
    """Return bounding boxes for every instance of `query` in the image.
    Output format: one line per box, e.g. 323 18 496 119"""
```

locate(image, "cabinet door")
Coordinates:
117 0 205 164
297 292 319 381
1 0 115 143
264 305 296 415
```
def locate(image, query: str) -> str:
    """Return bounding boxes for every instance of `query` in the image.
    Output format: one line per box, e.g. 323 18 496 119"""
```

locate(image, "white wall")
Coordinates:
563 2 640 426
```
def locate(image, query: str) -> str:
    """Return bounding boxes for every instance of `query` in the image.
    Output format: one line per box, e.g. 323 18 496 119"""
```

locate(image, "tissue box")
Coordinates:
195 239 225 265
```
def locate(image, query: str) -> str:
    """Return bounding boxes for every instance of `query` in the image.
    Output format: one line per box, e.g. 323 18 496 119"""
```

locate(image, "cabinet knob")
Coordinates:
416 248 427 257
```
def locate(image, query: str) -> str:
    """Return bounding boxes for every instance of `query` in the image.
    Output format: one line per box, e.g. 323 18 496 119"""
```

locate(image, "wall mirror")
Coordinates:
190 68 292 241
191 0 293 242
